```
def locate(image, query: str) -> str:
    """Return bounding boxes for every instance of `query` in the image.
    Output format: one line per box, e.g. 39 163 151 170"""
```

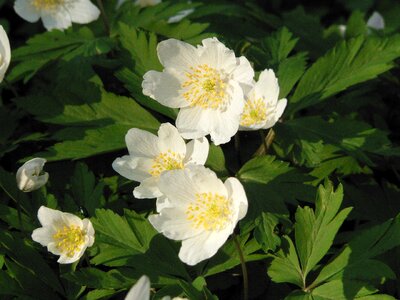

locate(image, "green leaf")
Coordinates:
289 35 400 114
237 155 315 232
295 183 352 280
205 144 229 178
70 163 105 216
268 236 303 287
63 268 132 289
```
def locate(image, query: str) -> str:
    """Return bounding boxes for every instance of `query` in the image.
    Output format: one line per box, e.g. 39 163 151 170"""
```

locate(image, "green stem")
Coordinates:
233 234 248 300
3 78 19 98
96 0 111 36
234 133 242 166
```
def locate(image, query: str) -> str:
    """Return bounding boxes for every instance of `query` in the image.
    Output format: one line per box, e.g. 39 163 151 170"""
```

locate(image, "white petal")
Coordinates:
133 176 162 198
47 242 62 256
125 128 160 158
142 70 188 108
14 0 40 22
262 98 287 130
112 156 152 182
224 177 248 221
82 219 95 247
176 106 212 140
0 26 11 82
157 123 186 154
367 11 384 30
66 0 100 24
232 56 254 87
179 228 232 265
184 137 209 165
149 208 202 240
167 8 195 23
61 212 84 228
125 275 150 300
31 227 55 247
157 38 199 69
199 38 237 70
155 195 170 212
37 206 64 227
41 7 72 30
255 69 280 105
57 246 85 264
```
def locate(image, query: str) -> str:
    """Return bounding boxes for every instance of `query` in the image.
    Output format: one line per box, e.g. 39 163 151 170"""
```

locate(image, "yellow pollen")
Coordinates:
186 192 232 231
31 0 63 10
53 225 85 258
182 64 227 110
150 150 184 177
240 98 267 127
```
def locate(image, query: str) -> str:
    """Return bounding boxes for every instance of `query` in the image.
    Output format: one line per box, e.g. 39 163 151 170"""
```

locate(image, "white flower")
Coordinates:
14 0 100 31
366 11 384 30
117 0 161 8
16 158 49 192
239 69 287 131
32 206 95 264
142 37 254 145
149 165 248 265
0 26 11 83
125 275 150 300
112 122 209 199
125 275 188 300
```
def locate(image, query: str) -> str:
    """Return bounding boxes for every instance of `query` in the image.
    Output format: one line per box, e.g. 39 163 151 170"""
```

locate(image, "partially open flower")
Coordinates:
149 165 248 265
16 158 49 192
142 37 254 145
14 0 100 31
239 69 287 131
0 26 11 83
112 123 209 199
32 206 95 264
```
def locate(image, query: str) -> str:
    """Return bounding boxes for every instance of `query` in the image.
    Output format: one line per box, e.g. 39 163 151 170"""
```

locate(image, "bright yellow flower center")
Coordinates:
186 192 232 231
53 225 85 257
32 0 63 10
182 64 227 110
240 98 267 127
150 150 184 177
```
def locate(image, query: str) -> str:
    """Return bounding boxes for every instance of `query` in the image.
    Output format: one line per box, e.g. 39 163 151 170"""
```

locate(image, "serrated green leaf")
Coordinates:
289 35 400 114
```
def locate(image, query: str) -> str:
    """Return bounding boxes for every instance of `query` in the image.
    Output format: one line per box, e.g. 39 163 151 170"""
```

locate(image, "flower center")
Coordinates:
150 150 184 177
240 98 267 127
182 64 227 110
186 192 232 231
32 0 64 10
53 225 85 257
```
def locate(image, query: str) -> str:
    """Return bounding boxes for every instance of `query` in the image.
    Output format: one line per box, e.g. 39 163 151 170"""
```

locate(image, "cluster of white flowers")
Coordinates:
142 37 286 145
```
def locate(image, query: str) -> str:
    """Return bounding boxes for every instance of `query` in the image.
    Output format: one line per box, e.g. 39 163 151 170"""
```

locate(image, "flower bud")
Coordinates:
16 158 49 192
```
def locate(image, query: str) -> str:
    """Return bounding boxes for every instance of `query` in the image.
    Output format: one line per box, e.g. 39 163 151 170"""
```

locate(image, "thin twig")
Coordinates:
233 234 249 300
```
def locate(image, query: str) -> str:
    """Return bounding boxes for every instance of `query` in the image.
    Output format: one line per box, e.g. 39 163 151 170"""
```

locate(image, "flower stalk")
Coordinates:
233 234 249 300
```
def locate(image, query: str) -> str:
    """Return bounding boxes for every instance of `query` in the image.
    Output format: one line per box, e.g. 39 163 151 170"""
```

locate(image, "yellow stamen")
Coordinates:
240 98 267 127
53 225 85 258
186 192 232 231
31 0 63 10
182 64 227 110
150 150 184 177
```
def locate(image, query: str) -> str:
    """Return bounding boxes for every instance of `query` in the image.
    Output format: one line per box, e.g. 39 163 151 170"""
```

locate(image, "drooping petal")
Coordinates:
41 7 72 30
157 38 199 69
157 123 186 154
133 176 162 198
176 106 212 140
184 137 209 165
112 156 152 182
179 228 232 265
149 208 202 240
224 177 248 221
14 0 41 22
125 275 150 300
31 227 55 247
142 70 188 108
125 128 160 158
66 0 100 24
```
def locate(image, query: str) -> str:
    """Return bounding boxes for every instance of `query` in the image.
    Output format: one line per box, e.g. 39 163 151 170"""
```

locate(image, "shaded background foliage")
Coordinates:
1 0 400 299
